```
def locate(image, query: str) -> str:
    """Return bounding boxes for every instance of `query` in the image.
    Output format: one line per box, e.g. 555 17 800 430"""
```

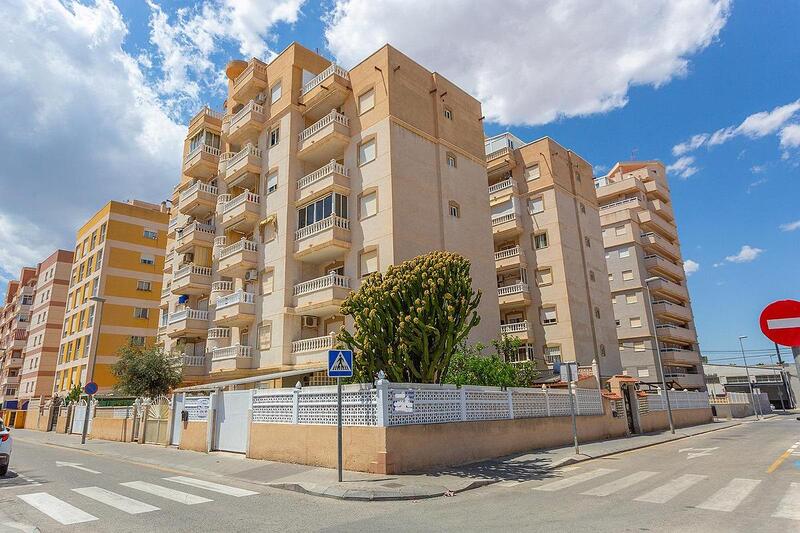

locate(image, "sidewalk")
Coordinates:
12 418 749 501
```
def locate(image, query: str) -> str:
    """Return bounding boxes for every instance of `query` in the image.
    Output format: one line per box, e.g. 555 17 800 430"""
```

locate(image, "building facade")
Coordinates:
53 200 169 396
160 42 501 386
596 161 704 390
704 363 795 410
18 250 74 402
485 133 622 380
0 267 37 424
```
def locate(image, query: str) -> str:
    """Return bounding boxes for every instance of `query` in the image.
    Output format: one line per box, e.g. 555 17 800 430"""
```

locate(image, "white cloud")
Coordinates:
750 164 766 174
724 245 764 264
666 156 699 179
780 220 800 232
0 0 184 276
672 134 709 157
780 124 800 148
324 0 730 125
683 259 700 276
746 177 768 194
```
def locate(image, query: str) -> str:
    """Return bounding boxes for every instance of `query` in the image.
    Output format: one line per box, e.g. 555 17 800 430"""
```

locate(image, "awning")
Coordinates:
173 366 326 392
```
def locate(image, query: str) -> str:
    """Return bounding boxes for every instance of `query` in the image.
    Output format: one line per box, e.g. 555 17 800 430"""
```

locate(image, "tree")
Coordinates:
111 340 183 398
338 251 482 383
443 340 540 388
64 383 82 405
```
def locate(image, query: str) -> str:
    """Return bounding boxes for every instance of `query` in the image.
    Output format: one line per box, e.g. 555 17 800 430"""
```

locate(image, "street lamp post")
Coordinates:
738 336 760 420
644 277 674 434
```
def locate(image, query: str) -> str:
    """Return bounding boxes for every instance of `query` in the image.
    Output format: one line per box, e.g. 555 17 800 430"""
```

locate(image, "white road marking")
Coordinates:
773 482 800 521
696 478 761 512
634 474 707 504
767 317 800 329
120 481 212 505
56 461 101 474
533 468 617 492
164 476 258 497
18 492 98 525
73 486 160 514
678 447 719 460
581 471 659 496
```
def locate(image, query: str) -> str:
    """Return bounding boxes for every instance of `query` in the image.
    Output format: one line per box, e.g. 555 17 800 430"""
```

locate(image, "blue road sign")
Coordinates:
327 350 353 378
84 382 98 395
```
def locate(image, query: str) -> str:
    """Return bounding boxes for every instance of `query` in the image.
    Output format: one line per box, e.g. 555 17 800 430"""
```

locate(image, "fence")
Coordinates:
646 390 710 411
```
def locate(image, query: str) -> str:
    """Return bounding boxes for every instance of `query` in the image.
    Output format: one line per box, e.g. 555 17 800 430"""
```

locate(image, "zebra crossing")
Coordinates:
15 476 259 525
530 467 800 520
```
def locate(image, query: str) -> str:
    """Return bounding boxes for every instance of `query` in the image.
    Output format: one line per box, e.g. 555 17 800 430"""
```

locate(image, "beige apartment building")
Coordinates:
160 42 500 386
18 250 74 403
595 161 704 390
485 133 622 380
54 200 169 396
0 267 37 425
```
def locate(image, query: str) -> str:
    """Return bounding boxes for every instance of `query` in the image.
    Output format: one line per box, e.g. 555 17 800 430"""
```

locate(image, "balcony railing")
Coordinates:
600 196 640 210
215 290 255 310
229 100 264 129
168 309 209 324
219 239 258 260
291 334 335 353
228 143 261 169
184 144 221 165
298 110 349 143
168 218 178 231
297 160 349 190
221 190 261 214
488 178 513 194
180 182 218 204
491 213 516 226
174 264 212 280
494 246 520 261
212 344 252 361
161 285 171 298
301 64 350 96
182 354 206 367
500 321 529 334
498 283 528 297
233 59 267 88
211 281 234 293
189 105 224 123
295 215 349 241
207 327 231 340
293 273 350 296
178 221 215 238
486 146 510 161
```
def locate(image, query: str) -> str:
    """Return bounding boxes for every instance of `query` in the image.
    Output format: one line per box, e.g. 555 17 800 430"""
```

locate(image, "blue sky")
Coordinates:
0 0 797 363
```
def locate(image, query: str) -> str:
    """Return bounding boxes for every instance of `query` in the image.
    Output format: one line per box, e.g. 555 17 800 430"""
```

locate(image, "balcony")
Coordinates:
224 144 262 191
644 254 684 282
644 179 670 201
181 353 208 377
210 344 252 372
500 321 531 342
651 300 693 322
214 291 255 326
230 58 268 104
488 178 518 206
178 181 218 218
2 375 20 386
661 348 702 367
167 218 179 238
497 282 531 307
183 144 221 179
164 249 175 274
220 191 261 232
297 111 350 167
595 177 645 201
293 273 351 316
299 64 351 122
291 334 336 365
217 239 258 277
638 211 677 241
296 161 350 204
668 372 705 390
226 100 267 144
486 147 516 176
166 309 209 339
294 215 351 263
648 277 689 302
655 324 697 344
491 213 522 239
599 196 641 215
494 246 525 271
641 232 680 261
171 264 212 296
175 222 216 253
187 106 223 137
648 199 674 221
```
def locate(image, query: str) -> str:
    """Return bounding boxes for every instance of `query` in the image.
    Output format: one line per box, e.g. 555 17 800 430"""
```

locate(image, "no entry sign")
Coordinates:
760 300 800 347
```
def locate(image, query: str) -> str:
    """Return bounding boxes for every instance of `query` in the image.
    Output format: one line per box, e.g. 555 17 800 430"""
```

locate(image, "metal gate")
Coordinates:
214 390 251 453
70 401 92 434
170 393 185 445
143 397 170 445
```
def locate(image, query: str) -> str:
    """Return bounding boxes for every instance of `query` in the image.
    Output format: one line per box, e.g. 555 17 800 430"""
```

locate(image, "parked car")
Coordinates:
0 420 11 476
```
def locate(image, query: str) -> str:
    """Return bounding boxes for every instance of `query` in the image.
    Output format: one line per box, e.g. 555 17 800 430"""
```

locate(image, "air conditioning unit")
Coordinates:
302 316 319 328
244 269 258 281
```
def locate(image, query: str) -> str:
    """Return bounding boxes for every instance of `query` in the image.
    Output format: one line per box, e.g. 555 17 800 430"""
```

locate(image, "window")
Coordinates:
589 270 595 282
266 172 278 194
443 106 453 120
358 89 375 114
540 306 557 325
615 225 626 236
140 254 155 265
630 317 642 328
130 336 145 346
134 308 149 319
270 81 282 103
360 191 378 219
297 193 348 230
99 223 107 242
622 270 634 281
615 320 621 328
626 293 638 304
448 201 460 218
608 273 613 281
594 307 601 319
270 127 280 147
447 153 457 168
584 236 591 247
525 164 540 181
536 267 553 286
358 138 376 165
638 368 650 378
619 248 631 258
533 232 548 250
136 280 152 292
143 229 157 240
543 345 561 365
261 270 274 295
634 341 646 352
258 323 272 350
360 248 379 277
528 196 544 214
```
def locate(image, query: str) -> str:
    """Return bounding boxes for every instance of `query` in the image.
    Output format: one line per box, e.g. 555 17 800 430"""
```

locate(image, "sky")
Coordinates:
0 0 797 363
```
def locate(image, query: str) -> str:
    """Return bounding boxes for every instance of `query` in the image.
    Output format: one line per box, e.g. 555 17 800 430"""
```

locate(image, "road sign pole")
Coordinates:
337 377 343 483
81 394 92 445
567 363 579 455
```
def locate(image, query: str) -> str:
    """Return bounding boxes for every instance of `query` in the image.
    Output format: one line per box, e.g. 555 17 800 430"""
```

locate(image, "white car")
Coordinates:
0 420 11 476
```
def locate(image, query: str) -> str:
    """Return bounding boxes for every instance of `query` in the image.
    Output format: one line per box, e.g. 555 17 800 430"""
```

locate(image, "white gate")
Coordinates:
214 390 251 453
70 402 92 434
170 393 185 446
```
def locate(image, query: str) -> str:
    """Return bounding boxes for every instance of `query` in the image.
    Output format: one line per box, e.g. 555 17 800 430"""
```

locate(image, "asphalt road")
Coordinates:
1 416 798 532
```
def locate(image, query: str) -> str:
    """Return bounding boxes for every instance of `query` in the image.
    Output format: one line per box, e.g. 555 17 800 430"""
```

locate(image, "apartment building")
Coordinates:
54 200 169 396
160 42 500 386
18 250 74 403
485 133 622 380
595 161 704 390
0 267 37 425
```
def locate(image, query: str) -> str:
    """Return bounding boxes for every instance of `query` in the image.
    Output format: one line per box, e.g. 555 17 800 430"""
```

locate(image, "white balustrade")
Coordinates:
497 283 528 297
180 181 218 204
293 273 350 296
500 321 529 334
211 281 234 293
300 64 350 96
298 110 349 143
212 344 252 361
178 221 215 238
230 100 264 129
219 239 258 259
291 334 335 353
486 146 510 161
173 263 212 280
184 144 221 165
221 190 261 214
600 196 639 210
215 290 255 310
182 354 206 367
168 309 209 324
190 105 223 123
233 59 267 88
207 327 231 340
488 178 513 194
295 215 349 241
227 143 262 170
494 246 520 261
491 212 516 226
297 160 349 190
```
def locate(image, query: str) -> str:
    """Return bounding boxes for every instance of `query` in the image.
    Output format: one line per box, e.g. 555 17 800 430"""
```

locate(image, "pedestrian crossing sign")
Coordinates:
327 350 353 378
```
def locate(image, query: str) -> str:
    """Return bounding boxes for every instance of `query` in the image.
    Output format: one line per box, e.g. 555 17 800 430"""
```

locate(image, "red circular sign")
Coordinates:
760 300 800 346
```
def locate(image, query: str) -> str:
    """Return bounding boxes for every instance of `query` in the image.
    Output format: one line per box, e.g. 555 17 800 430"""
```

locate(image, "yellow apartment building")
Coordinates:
53 200 169 396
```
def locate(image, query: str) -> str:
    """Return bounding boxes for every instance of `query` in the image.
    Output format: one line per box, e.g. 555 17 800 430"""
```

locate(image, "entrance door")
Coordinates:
622 386 637 434
214 390 251 453
170 393 185 445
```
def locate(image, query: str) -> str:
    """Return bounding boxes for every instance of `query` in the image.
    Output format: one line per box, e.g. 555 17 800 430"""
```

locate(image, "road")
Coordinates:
1 416 798 532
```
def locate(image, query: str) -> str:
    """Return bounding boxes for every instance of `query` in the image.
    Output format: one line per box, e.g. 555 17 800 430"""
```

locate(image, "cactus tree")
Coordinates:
338 251 482 383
